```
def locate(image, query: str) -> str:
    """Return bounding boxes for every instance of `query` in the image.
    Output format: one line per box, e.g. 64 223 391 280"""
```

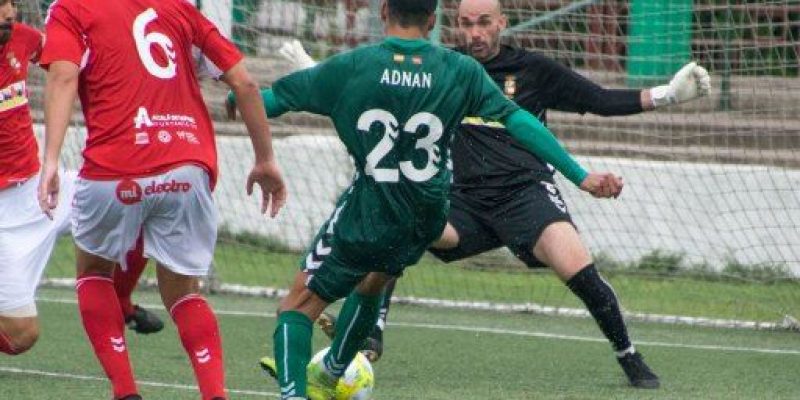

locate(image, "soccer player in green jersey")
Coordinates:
231 1 621 398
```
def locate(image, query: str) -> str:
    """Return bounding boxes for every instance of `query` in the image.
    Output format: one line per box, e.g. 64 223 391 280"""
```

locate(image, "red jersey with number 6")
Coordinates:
0 23 43 190
40 0 243 187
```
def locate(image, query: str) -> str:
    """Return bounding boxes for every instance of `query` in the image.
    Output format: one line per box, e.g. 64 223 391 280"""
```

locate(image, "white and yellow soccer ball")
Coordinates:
311 347 374 400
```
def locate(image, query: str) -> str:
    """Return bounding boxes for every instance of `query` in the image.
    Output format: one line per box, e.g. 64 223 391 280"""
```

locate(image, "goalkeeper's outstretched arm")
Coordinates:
552 60 711 115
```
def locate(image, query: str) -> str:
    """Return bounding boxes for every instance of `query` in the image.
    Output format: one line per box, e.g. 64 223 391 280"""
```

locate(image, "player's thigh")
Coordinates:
533 222 591 281
495 180 579 270
155 263 202 310
72 176 145 269
355 272 393 296
428 196 502 262
0 179 63 314
142 165 218 277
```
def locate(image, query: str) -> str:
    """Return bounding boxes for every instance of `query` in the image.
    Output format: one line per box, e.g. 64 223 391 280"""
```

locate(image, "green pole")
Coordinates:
627 0 693 87
719 5 733 111
232 0 258 54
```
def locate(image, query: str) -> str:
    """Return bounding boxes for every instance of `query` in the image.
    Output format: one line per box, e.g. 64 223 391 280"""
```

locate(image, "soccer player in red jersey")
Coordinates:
0 0 160 358
38 1 287 399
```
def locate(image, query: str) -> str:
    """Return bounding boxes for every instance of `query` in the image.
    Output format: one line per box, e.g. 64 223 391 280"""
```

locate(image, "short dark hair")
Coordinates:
387 0 437 28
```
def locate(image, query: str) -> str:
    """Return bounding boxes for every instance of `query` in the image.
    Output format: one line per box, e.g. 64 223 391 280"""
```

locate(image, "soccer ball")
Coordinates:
311 347 374 400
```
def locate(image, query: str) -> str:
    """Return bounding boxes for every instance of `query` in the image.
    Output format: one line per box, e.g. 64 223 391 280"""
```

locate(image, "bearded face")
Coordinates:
0 0 16 45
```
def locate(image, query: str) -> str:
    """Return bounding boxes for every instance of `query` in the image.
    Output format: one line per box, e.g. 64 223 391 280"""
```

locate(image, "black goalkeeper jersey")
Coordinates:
452 45 642 202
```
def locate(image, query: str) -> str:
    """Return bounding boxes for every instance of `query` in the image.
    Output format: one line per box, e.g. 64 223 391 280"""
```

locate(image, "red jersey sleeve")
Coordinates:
15 24 44 63
184 3 243 74
40 1 86 68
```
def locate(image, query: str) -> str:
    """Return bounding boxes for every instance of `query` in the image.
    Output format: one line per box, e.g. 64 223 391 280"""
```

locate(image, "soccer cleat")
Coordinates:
307 360 338 400
125 305 164 334
361 330 383 363
617 352 660 389
258 356 279 381
116 395 142 400
316 312 384 363
316 312 336 340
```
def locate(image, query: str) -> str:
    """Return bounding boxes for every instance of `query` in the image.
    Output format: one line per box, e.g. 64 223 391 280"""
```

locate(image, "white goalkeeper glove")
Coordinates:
278 39 317 72
649 62 711 108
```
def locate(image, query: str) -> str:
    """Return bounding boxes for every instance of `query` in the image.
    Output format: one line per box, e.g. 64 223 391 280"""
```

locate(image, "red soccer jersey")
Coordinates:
40 0 243 187
0 23 43 190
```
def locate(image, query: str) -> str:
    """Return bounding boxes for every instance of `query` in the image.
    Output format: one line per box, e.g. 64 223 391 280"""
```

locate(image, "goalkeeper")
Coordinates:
282 0 710 390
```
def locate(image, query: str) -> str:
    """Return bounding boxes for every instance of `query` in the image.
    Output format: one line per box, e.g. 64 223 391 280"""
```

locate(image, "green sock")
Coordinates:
273 311 313 399
323 291 382 377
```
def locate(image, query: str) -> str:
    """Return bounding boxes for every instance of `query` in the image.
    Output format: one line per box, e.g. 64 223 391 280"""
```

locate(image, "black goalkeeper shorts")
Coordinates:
429 179 574 268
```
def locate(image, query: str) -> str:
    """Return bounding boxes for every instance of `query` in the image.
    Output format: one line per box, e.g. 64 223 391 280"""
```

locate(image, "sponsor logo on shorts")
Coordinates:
116 179 192 204
116 179 143 205
144 180 192 195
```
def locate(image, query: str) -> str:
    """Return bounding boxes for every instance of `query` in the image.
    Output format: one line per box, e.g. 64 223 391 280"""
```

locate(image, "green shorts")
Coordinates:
299 188 447 303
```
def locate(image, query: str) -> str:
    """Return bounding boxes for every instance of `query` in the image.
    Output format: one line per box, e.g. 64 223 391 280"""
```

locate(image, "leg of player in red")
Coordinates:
76 250 140 400
160 265 226 400
113 234 164 335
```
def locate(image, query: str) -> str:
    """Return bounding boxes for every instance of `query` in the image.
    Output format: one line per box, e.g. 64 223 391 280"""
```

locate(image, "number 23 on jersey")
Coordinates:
357 109 443 183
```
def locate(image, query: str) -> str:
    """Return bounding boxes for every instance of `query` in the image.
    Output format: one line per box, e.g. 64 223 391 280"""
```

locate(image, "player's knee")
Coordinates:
278 287 328 319
431 224 460 250
3 326 40 355
13 329 39 354
356 273 390 296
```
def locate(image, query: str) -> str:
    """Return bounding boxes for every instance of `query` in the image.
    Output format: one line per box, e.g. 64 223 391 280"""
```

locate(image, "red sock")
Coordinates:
170 294 226 400
114 235 147 318
77 274 138 398
0 330 19 355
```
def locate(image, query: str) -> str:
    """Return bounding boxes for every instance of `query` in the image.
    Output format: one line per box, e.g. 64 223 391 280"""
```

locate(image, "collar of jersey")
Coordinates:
383 36 431 52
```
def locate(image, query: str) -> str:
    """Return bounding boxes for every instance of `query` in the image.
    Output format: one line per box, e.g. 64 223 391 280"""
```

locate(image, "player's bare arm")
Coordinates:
38 60 79 219
221 62 287 217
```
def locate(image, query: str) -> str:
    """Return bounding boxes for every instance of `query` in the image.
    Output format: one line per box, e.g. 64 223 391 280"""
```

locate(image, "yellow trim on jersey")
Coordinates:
461 116 506 129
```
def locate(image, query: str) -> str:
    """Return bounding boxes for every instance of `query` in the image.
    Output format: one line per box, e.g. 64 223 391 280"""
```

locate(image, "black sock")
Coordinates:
566 264 632 353
370 276 397 340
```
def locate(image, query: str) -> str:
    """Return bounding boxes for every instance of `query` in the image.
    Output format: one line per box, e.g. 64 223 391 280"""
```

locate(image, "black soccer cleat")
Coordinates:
617 352 660 389
361 329 383 363
316 312 384 363
125 305 164 334
116 395 142 400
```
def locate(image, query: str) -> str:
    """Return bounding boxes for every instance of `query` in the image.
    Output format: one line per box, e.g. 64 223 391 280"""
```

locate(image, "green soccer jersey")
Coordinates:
264 37 520 291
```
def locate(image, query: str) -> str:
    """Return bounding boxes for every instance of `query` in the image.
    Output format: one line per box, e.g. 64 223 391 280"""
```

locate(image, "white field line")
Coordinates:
0 366 278 397
41 278 799 331
36 296 800 356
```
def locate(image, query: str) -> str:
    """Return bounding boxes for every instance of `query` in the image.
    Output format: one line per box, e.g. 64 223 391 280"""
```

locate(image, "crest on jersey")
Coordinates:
411 55 423 65
504 75 516 98
6 51 20 73
393 54 405 63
